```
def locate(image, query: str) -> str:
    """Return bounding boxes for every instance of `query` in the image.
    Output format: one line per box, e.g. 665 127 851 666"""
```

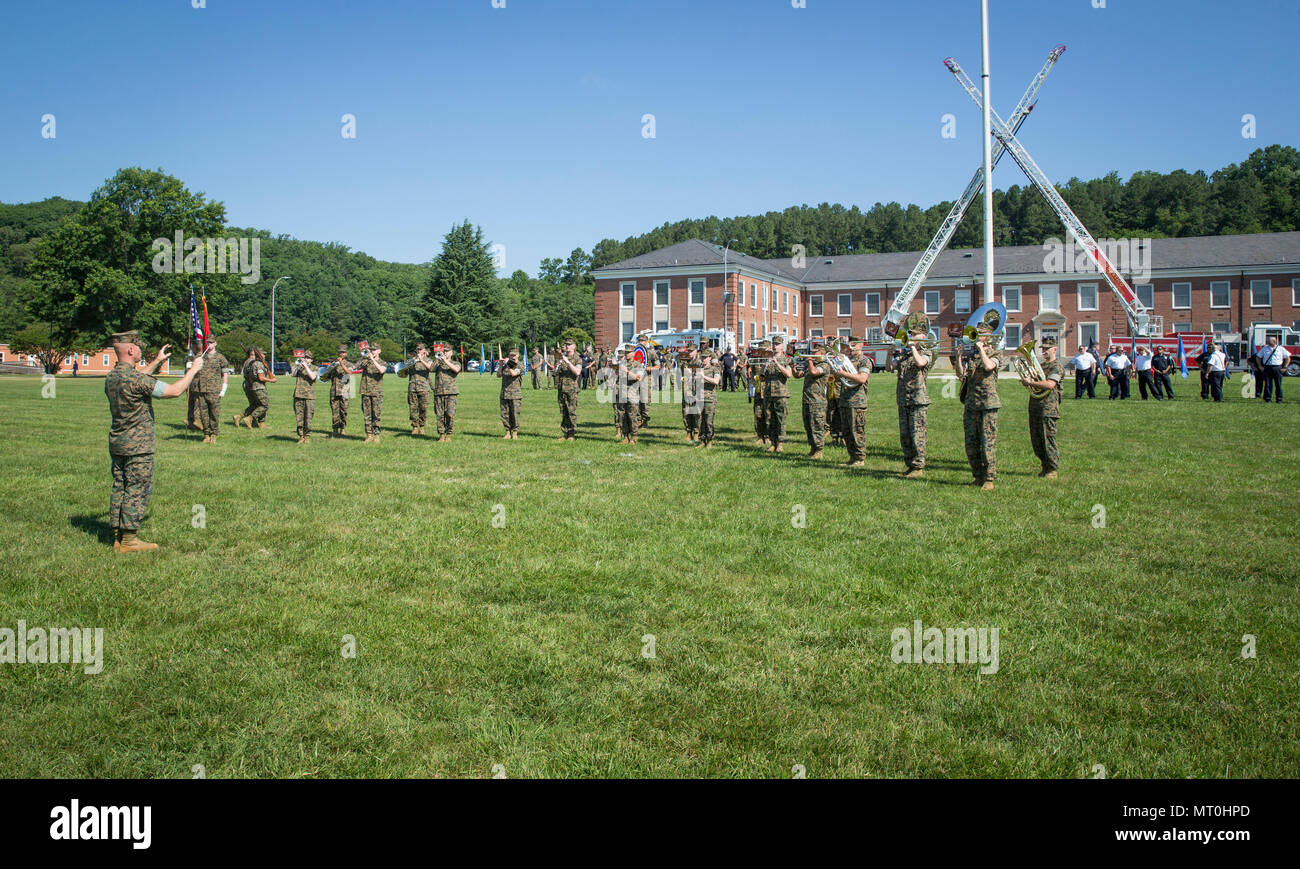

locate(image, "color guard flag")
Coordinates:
189 289 203 350
1178 334 1188 378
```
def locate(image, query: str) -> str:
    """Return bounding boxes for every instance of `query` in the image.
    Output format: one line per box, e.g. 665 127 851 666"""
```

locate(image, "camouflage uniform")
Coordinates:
359 355 385 438
400 357 434 431
896 346 935 471
555 351 581 438
531 353 543 389
699 357 720 445
498 357 523 435
321 353 352 435
193 351 229 438
431 357 459 437
764 348 792 450
292 359 316 439
751 358 768 440
637 346 658 428
801 360 829 454
241 357 270 425
105 360 162 534
680 359 702 439
616 358 644 441
961 344 1002 482
837 352 872 464
1029 357 1064 474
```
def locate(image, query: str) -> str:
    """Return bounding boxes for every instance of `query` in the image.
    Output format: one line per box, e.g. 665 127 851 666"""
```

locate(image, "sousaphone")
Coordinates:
961 302 1007 346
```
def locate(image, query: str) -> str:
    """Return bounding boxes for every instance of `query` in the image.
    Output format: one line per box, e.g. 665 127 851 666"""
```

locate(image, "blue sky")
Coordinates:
2 0 1296 275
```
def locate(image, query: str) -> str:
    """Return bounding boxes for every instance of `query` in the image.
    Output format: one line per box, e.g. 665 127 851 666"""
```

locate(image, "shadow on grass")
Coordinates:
69 514 113 544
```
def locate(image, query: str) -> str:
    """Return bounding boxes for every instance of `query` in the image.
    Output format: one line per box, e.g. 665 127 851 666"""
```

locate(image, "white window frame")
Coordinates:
1172 322 1193 333
1250 279 1271 308
620 282 635 308
690 320 703 331
1136 283 1155 309
782 291 788 314
1211 321 1231 334
689 279 705 305
654 280 669 307
1003 324 1022 349
792 292 798 312
809 294 824 317
654 320 668 332
866 292 881 316
810 328 823 339
954 288 972 314
923 291 940 315
1292 279 1300 307
867 327 883 343
1039 284 1060 313
1209 280 1230 309
1002 285 1021 313
1078 322 1099 350
103 354 110 366
837 294 852 317
621 322 635 342
749 283 756 308
1076 283 1098 312
837 327 851 339
1172 282 1192 310
791 328 798 339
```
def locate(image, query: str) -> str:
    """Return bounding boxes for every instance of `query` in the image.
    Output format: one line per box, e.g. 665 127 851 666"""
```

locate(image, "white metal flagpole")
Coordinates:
980 0 995 306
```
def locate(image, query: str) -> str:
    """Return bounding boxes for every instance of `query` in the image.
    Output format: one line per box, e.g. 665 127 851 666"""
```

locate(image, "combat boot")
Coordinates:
242 416 255 429
903 468 923 479
1043 470 1058 480
232 413 243 427
116 531 158 553
981 481 995 492
809 449 823 460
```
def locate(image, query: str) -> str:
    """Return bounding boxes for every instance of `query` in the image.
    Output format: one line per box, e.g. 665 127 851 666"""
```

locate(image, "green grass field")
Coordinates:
1 370 1297 778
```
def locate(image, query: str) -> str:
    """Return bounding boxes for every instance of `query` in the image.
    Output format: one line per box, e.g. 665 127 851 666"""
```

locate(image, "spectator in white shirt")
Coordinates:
1070 349 1096 399
1133 347 1159 400
1205 341 1227 402
1254 337 1290 403
1104 347 1132 400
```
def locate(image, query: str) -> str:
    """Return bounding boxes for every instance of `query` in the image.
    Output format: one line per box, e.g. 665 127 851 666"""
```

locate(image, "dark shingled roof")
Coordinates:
593 232 1300 284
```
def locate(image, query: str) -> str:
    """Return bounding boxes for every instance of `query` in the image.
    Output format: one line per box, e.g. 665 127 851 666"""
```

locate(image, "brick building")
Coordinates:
0 343 172 375
592 232 1300 357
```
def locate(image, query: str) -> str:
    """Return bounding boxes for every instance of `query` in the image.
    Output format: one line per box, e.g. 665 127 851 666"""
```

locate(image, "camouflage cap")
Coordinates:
303 349 314 359
415 342 427 352
338 344 349 354
1040 336 1058 348
759 339 772 349
771 334 785 345
976 322 995 335
110 330 140 345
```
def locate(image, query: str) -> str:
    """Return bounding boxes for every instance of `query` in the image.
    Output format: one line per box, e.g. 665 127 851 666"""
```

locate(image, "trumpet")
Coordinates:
1014 340 1051 399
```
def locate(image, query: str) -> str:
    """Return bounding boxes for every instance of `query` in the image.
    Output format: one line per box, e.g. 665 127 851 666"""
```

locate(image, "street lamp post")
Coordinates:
722 238 737 350
269 275 290 372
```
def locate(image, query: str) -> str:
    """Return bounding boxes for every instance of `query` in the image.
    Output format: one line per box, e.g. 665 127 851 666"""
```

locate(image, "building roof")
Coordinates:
593 231 1300 285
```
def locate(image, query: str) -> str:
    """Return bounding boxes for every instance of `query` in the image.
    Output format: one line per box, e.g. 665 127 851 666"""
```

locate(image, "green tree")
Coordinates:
26 168 241 349
415 220 504 349
10 321 94 374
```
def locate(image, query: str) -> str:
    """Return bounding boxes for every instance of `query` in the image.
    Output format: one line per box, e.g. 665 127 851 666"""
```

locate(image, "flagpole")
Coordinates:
980 0 995 307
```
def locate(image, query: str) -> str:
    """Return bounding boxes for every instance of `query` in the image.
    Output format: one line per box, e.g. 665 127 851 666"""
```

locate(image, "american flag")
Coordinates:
190 289 204 350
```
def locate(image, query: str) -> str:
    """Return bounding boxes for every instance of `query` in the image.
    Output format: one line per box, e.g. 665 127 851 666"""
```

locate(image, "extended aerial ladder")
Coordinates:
884 45 1066 339
945 56 1151 336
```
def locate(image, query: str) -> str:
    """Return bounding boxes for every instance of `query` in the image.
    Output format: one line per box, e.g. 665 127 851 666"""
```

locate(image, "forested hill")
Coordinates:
585 144 1300 269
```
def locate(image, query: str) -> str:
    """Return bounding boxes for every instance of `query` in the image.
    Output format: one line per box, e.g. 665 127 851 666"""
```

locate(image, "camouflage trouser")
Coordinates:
187 389 198 426
682 401 700 436
294 397 314 437
362 393 382 436
615 402 634 438
500 397 520 433
638 398 650 428
699 401 716 443
434 394 457 436
559 390 579 437
1028 406 1059 472
330 395 349 433
753 395 767 439
532 370 540 389
196 392 222 436
765 396 788 447
243 385 269 424
899 403 928 470
803 401 826 451
841 406 867 462
963 405 998 481
109 453 153 531
828 403 842 442
408 390 429 427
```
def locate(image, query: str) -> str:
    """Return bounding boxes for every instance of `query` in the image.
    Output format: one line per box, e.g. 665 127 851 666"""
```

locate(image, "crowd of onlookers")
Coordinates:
1066 338 1291 403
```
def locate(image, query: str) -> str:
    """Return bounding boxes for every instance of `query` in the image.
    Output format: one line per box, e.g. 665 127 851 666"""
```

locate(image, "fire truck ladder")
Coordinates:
945 56 1151 337
884 44 1066 339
